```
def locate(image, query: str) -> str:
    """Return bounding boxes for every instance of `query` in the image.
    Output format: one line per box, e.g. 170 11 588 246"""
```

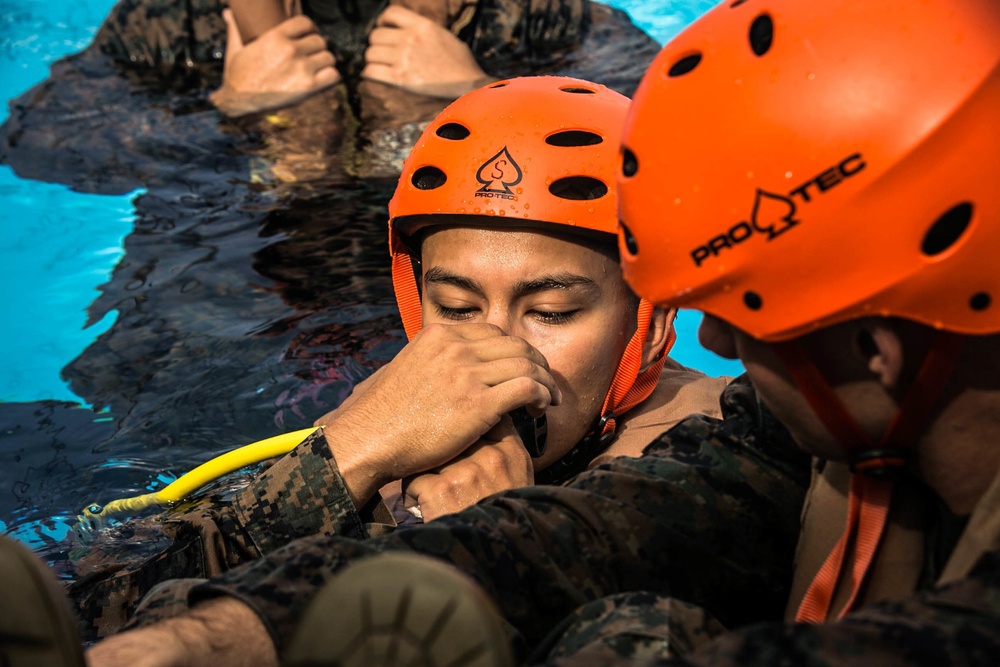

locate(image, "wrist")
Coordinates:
322 421 392 508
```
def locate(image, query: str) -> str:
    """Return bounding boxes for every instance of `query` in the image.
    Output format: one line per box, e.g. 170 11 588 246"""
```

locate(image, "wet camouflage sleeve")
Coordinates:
177 377 811 658
467 0 660 96
91 0 227 81
68 429 394 641
538 551 1000 666
86 0 590 79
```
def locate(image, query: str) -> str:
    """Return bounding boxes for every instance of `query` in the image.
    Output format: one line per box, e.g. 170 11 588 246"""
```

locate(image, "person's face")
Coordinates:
419 226 637 470
698 314 848 461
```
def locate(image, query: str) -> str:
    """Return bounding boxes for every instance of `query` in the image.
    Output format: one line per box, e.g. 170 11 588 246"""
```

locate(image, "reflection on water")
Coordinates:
0 0 728 566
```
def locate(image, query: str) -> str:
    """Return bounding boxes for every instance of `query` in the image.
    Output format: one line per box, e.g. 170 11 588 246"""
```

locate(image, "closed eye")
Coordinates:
531 310 579 325
435 305 478 321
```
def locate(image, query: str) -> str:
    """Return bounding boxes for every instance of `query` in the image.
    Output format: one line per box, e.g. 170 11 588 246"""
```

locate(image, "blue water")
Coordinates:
0 0 142 403
0 0 737 409
0 0 740 561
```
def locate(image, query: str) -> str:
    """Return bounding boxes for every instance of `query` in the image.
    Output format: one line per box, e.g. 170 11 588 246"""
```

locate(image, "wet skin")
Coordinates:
419 225 639 469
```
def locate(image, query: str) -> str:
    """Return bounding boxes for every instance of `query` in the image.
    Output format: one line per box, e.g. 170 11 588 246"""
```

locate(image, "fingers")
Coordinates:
360 62 393 85
367 26 403 48
295 32 330 57
487 375 560 415
375 5 426 29
363 43 399 68
278 14 322 39
412 324 563 405
222 9 244 53
312 64 341 89
402 438 534 521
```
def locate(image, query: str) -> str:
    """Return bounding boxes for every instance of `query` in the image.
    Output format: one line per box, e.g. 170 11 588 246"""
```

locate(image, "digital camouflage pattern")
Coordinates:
89 0 655 88
122 377 1000 665
0 0 660 192
67 363 727 643
122 377 814 659
68 429 398 642
548 552 1000 667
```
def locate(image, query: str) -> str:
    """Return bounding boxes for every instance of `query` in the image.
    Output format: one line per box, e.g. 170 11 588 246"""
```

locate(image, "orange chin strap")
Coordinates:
390 240 677 481
391 251 424 340
776 331 965 622
598 299 673 435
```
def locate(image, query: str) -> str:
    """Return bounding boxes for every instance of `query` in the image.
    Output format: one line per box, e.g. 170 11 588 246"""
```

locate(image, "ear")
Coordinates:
857 319 905 389
640 307 674 373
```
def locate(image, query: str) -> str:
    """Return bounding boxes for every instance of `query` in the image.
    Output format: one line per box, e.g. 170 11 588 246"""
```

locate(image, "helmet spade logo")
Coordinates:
750 189 798 239
689 152 867 267
475 147 522 199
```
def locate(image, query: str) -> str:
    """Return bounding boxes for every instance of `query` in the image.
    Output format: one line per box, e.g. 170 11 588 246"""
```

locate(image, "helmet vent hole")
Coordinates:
921 202 973 256
488 81 508 88
560 86 596 94
730 0 750 7
749 14 773 56
970 292 991 312
411 166 447 191
546 130 603 147
668 53 702 77
743 291 763 310
436 123 470 140
549 176 608 201
621 221 639 256
622 149 638 178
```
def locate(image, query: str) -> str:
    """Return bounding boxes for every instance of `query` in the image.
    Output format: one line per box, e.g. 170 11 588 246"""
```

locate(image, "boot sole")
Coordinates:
0 536 85 667
284 552 513 667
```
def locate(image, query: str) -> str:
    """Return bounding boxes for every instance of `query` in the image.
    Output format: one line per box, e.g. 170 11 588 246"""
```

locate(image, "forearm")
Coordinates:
232 428 392 555
191 406 810 654
86 597 278 667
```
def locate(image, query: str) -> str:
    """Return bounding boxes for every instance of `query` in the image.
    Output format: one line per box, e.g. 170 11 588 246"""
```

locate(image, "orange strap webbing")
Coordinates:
795 474 893 622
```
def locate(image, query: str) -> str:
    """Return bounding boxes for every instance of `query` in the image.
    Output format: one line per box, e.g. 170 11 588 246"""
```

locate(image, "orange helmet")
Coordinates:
618 0 1000 341
389 76 672 440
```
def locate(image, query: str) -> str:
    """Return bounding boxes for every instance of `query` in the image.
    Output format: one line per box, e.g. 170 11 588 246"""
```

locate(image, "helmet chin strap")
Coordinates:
774 330 964 622
535 303 674 485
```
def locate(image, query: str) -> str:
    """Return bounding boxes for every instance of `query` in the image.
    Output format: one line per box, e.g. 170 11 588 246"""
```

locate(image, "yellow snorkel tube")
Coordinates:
78 426 320 531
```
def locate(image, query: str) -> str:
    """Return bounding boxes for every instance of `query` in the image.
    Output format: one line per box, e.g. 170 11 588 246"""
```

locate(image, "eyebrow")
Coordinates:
423 267 602 300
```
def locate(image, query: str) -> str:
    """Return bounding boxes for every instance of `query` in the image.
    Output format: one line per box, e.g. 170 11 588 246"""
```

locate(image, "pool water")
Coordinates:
0 0 740 565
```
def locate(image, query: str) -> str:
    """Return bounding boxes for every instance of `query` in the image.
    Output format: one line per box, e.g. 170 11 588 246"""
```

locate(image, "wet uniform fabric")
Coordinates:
89 0 655 90
0 0 661 193
68 430 388 641
123 376 1000 665
68 361 729 641
118 378 811 654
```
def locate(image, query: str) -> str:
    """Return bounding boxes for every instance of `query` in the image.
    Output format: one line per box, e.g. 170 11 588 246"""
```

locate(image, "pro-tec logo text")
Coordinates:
690 153 866 267
476 147 522 201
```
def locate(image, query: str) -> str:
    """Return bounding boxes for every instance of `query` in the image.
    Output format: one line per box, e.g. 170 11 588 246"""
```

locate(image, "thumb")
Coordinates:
222 9 245 55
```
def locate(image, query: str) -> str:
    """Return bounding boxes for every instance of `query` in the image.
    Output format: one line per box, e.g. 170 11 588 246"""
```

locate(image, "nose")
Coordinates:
698 314 739 360
483 306 514 335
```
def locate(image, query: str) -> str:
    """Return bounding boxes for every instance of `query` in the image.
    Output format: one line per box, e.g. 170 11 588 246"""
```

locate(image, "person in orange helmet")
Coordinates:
19 1 997 665
8 75 728 654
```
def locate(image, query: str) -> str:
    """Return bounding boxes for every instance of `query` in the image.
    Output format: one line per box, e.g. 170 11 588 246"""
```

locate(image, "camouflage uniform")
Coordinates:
0 0 660 192
115 376 1000 666
69 429 399 641
114 378 811 656
69 360 729 642
88 0 657 91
